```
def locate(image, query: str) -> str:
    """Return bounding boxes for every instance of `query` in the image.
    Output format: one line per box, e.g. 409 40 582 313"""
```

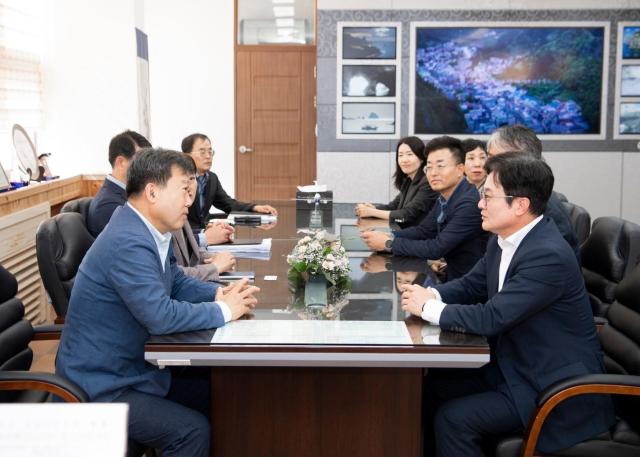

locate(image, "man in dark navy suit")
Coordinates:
362 136 487 281
401 153 614 457
87 130 151 237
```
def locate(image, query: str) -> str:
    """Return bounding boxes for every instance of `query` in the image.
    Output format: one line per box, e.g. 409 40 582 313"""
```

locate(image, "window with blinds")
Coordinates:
0 0 44 178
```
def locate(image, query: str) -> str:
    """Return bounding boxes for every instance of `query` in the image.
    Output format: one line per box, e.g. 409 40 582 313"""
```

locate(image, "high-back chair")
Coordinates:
60 197 93 222
0 264 86 403
35 212 95 321
581 217 640 316
561 201 591 247
495 263 640 457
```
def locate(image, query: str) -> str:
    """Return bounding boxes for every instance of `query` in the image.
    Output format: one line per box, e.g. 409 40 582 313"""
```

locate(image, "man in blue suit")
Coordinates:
87 130 151 237
362 136 487 281
401 153 614 456
57 149 259 457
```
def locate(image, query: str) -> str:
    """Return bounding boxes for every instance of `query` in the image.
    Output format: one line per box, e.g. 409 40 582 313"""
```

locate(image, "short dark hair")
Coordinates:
182 154 197 175
393 136 426 190
425 135 465 165
181 133 210 153
484 152 554 216
126 148 195 197
488 124 542 159
125 130 152 148
107 130 152 166
461 138 487 155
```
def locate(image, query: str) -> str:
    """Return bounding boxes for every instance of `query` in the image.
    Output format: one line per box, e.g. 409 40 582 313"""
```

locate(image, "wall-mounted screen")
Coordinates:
410 23 608 138
342 65 396 97
623 26 640 59
620 103 640 135
342 27 397 59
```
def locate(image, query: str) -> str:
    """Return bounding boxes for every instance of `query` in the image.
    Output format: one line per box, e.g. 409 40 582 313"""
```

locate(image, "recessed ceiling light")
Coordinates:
273 6 294 17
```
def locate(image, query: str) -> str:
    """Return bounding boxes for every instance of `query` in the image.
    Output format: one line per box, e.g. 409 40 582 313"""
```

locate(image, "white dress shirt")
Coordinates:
128 203 232 322
421 215 544 325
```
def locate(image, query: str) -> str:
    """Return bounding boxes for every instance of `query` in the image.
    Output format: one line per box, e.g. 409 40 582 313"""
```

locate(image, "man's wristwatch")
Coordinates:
384 238 393 252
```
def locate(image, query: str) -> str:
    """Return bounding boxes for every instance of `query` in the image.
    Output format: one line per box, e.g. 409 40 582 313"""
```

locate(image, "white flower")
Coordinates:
322 260 336 270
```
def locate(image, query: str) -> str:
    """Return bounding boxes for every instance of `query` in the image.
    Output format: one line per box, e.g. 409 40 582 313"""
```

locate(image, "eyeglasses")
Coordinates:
195 148 215 157
424 163 454 173
479 190 515 205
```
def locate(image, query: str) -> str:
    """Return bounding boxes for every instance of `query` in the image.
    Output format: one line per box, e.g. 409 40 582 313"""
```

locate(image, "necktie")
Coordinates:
436 198 447 232
197 175 207 216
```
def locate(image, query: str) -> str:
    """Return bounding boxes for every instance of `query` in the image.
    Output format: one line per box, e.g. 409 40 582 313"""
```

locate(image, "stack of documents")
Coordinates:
207 238 272 260
227 212 277 225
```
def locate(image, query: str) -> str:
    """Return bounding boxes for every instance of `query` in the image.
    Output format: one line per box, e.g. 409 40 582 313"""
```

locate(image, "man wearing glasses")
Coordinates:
486 124 579 260
181 133 277 247
362 136 487 281
401 153 613 457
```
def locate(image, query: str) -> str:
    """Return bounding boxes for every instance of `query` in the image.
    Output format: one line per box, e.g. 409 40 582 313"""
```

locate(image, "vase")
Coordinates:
304 274 328 308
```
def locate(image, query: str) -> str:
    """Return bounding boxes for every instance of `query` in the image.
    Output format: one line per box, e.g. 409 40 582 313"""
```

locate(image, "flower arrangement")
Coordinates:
286 230 350 285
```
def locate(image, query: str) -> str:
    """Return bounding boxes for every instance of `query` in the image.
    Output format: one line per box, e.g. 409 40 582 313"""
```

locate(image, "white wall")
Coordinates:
144 0 236 194
39 0 237 196
41 0 139 176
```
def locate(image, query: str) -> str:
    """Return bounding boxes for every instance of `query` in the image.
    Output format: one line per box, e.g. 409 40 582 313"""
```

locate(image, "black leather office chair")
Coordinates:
580 217 640 316
495 263 640 457
561 201 591 247
60 197 93 222
36 212 95 321
0 264 86 403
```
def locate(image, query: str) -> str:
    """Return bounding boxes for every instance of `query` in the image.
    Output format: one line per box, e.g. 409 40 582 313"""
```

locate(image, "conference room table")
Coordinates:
145 201 489 457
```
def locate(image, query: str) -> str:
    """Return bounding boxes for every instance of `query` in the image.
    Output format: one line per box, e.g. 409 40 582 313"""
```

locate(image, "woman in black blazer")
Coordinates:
356 136 437 227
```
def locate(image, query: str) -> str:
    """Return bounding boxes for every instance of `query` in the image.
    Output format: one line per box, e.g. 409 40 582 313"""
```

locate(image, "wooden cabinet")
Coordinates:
0 175 104 323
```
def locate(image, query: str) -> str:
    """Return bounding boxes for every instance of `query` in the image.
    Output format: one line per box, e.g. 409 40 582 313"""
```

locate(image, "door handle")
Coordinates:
238 145 253 154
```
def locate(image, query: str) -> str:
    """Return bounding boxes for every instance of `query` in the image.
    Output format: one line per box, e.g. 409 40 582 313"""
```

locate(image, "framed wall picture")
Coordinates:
0 162 10 191
409 21 610 140
341 102 396 135
342 26 397 60
615 22 640 139
342 65 396 97
337 22 401 139
622 25 640 59
621 65 640 96
619 102 640 135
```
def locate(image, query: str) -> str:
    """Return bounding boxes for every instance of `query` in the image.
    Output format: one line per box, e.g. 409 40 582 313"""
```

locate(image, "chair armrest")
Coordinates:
521 374 640 457
593 316 608 332
0 371 88 403
32 323 65 340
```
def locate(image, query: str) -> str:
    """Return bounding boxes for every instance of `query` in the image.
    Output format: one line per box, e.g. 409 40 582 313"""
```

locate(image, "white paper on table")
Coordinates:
211 320 412 345
207 238 272 254
0 403 128 457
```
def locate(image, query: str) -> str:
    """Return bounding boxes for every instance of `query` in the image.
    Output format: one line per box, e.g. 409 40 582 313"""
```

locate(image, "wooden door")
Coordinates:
235 47 316 200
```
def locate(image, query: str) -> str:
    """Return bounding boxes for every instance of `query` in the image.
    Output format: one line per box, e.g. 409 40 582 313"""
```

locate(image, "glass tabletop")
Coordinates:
148 201 488 350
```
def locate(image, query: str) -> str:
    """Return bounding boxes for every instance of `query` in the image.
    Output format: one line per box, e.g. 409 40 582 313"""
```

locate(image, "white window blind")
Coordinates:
0 0 43 178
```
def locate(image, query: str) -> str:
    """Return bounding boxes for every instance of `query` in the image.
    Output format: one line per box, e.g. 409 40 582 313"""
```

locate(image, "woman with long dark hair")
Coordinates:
356 136 437 227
